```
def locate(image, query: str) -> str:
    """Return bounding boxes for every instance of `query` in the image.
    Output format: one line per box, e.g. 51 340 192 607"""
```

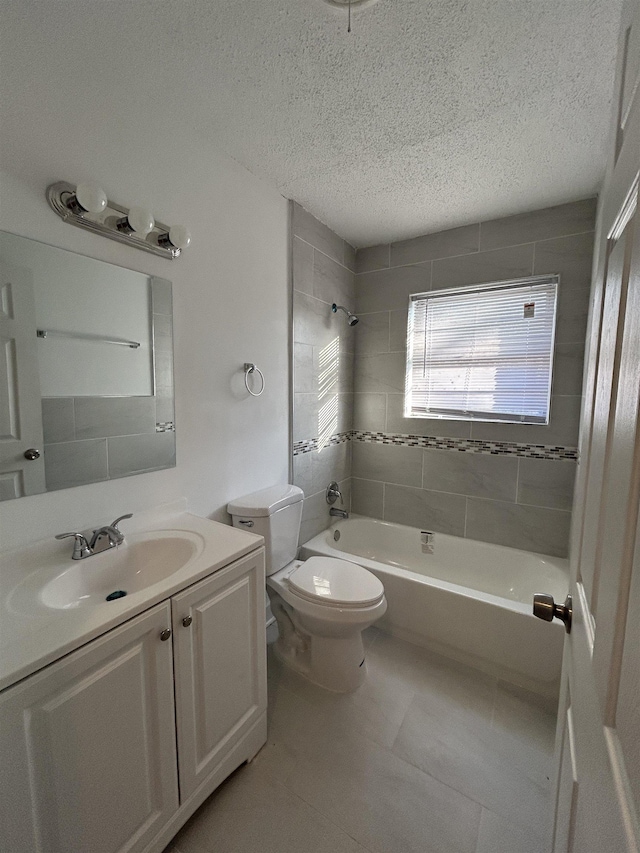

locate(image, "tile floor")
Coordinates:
166 629 556 853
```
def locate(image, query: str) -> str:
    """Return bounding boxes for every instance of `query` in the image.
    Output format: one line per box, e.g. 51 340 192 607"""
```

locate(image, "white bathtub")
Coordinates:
300 516 568 701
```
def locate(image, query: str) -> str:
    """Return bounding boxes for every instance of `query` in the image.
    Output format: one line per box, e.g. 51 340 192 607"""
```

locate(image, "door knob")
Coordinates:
24 448 41 460
533 593 572 634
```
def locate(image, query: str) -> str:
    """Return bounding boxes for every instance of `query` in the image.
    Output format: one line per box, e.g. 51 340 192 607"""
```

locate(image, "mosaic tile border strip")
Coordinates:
294 430 577 461
353 431 577 460
293 431 352 456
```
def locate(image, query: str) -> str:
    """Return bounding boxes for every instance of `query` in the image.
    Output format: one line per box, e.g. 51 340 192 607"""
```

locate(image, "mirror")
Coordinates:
0 231 175 500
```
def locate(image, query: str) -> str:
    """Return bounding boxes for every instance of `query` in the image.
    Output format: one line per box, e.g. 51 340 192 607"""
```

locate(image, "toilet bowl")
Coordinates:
228 485 387 692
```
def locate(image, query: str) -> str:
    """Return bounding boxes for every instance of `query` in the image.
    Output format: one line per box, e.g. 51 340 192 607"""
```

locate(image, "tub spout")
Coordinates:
330 507 349 519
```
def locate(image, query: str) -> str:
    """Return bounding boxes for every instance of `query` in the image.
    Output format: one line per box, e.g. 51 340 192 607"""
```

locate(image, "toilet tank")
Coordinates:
227 485 304 576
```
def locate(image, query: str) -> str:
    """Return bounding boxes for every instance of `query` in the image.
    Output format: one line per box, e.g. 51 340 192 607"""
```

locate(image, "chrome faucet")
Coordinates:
56 513 133 560
329 507 349 519
326 481 349 519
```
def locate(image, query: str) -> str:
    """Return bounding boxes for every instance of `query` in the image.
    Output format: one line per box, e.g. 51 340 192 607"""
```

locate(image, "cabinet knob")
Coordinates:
160 628 172 641
182 615 193 627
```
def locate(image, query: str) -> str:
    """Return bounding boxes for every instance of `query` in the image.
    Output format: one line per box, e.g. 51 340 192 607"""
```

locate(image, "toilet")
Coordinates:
228 484 386 692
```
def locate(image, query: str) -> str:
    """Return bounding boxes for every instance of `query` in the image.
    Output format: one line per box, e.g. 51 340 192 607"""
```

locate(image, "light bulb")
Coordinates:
168 224 191 250
127 206 155 236
74 182 108 214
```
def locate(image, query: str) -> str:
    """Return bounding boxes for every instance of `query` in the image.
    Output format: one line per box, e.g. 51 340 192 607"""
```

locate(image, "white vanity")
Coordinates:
0 504 267 853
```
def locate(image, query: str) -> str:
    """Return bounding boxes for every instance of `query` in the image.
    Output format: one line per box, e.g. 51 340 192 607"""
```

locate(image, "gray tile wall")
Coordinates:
351 199 596 557
41 279 176 491
292 202 356 540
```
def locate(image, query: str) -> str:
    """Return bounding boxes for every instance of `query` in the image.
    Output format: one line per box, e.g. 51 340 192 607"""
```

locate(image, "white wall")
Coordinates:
0 6 289 551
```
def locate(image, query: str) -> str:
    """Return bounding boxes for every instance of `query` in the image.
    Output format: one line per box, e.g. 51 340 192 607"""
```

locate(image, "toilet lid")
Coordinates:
288 557 384 607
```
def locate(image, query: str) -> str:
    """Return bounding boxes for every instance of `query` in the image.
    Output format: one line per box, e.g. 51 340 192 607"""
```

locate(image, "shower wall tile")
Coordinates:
293 202 355 540
432 243 534 291
312 441 350 494
383 484 467 536
534 232 594 345
293 450 314 497
422 449 518 502
391 223 480 267
107 431 175 478
353 393 387 432
351 477 384 519
299 488 332 544
74 396 156 440
517 458 577 511
552 343 586 396
294 290 345 349
338 351 355 393
386 394 472 438
41 398 75 444
293 199 594 556
338 393 354 433
352 441 422 487
355 312 391 355
314 250 355 311
293 236 314 296
293 392 318 443
470 395 581 447
44 439 108 491
389 308 409 351
534 232 595 291
344 241 357 272
294 343 315 393
298 478 350 544
293 202 344 265
354 352 406 394
479 198 596 251
355 265 430 313
465 498 571 557
356 244 390 274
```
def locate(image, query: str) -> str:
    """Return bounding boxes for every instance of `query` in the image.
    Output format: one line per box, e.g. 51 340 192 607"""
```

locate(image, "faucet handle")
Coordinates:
110 513 133 532
326 481 342 505
55 532 91 560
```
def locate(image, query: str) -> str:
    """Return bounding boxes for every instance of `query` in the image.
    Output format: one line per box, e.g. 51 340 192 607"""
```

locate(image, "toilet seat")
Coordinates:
287 556 384 608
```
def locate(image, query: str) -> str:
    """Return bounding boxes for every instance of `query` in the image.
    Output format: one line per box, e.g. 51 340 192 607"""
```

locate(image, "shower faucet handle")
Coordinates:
326 481 342 505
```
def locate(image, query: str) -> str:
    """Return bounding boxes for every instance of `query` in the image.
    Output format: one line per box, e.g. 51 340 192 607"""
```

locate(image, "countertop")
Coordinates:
0 503 264 693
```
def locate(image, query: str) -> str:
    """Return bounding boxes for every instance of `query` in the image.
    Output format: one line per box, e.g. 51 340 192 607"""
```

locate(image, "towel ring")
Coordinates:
244 362 265 397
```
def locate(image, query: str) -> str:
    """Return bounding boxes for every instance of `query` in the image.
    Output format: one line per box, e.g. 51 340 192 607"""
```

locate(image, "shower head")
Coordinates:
332 303 359 326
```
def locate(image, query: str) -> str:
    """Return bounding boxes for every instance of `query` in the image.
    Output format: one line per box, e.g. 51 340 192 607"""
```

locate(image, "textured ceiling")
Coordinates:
1 1 622 246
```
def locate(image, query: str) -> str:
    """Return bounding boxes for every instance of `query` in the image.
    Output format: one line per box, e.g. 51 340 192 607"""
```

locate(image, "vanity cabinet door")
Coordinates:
0 602 179 853
172 548 267 801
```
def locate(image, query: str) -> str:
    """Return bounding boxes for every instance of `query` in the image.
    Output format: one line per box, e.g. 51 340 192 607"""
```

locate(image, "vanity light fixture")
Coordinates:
46 180 191 259
66 182 108 215
158 224 191 251
117 205 155 237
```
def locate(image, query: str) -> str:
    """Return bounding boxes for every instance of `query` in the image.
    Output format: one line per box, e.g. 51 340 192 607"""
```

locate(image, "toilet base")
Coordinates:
274 631 367 693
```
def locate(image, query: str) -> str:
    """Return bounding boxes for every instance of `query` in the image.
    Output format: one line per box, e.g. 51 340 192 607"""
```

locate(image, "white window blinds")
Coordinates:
404 276 558 424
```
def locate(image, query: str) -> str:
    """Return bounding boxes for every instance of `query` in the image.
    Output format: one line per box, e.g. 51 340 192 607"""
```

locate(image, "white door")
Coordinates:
0 602 179 853
0 256 45 499
548 1 640 850
171 549 267 802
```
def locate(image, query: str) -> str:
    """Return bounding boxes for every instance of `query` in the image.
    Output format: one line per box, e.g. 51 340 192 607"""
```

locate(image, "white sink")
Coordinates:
39 530 205 610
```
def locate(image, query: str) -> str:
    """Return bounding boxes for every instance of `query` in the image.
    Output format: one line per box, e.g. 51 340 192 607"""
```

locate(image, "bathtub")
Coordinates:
299 516 568 701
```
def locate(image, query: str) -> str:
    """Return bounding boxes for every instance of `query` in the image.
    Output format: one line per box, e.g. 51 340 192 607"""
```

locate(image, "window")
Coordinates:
404 275 558 424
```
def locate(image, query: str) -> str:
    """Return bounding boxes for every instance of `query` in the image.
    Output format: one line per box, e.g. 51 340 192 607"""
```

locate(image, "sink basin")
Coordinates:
39 530 205 610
